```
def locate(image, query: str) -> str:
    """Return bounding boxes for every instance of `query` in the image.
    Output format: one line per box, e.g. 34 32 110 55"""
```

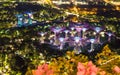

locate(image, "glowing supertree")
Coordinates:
37 22 116 54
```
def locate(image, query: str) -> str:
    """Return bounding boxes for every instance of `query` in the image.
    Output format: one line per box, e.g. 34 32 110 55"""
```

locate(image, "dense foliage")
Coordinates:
0 1 120 75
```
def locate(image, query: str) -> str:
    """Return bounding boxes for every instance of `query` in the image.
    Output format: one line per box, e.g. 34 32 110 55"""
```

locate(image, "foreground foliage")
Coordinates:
24 45 120 75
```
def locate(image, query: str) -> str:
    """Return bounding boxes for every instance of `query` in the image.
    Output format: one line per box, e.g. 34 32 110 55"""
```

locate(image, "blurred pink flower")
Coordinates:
113 66 120 73
77 71 85 75
89 65 98 73
87 61 93 67
77 62 86 75
36 69 44 75
32 69 44 75
77 62 86 71
77 61 99 75
46 70 54 75
89 72 96 75
32 63 54 75
42 63 49 72
37 63 48 73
